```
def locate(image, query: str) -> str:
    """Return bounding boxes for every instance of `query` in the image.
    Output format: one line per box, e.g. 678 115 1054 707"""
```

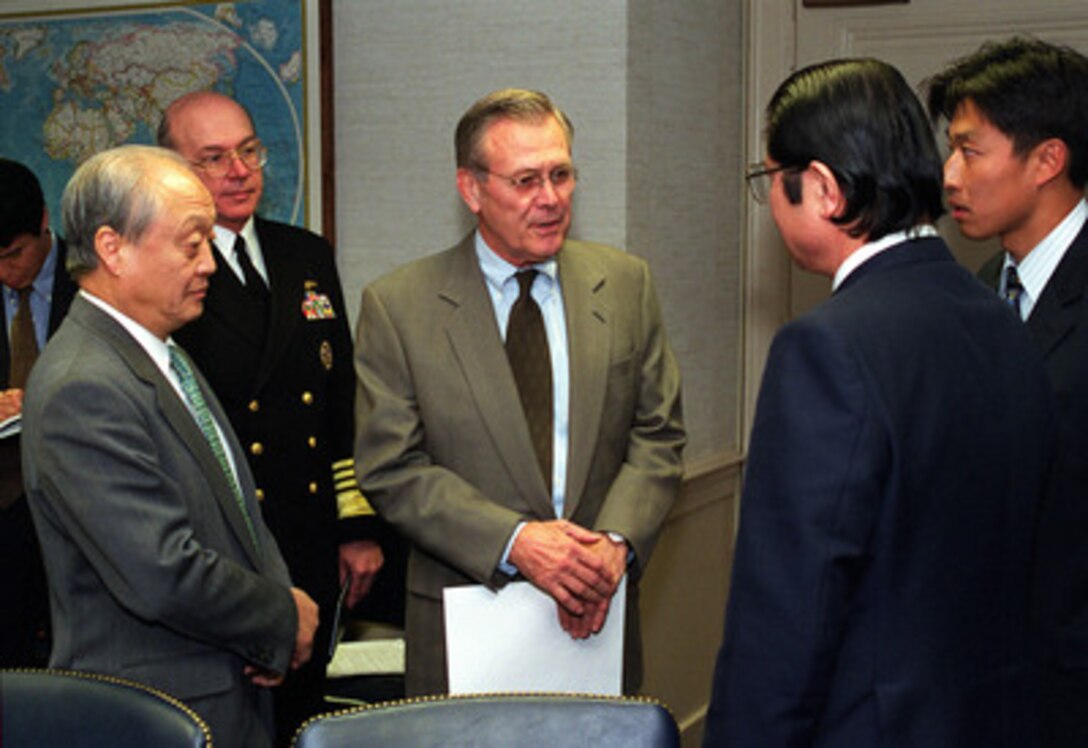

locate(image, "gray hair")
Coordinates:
63 145 190 277
455 88 574 169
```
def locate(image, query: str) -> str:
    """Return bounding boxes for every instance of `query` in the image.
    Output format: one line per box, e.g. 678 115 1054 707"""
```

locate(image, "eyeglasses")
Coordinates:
745 162 791 205
190 140 268 177
475 165 578 195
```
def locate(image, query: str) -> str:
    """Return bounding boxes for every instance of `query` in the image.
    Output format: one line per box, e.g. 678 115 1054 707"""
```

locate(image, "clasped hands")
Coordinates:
0 388 23 420
508 519 628 640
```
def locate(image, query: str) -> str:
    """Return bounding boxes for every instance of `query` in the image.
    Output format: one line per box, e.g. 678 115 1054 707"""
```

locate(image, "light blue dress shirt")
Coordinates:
1001 199 1088 321
475 233 572 574
3 231 59 352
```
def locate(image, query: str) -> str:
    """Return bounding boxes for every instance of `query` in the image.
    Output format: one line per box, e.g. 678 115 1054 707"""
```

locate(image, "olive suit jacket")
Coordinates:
354 235 685 695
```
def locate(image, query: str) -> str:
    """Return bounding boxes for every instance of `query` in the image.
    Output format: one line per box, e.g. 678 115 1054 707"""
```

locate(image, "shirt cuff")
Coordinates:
498 521 528 577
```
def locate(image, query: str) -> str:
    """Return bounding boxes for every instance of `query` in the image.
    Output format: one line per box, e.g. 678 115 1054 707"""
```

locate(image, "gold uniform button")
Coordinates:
301 391 314 405
248 399 260 413
255 488 265 501
308 482 318 494
308 436 317 448
250 442 264 456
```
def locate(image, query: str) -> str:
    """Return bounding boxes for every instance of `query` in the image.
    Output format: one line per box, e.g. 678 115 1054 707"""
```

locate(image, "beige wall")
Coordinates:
333 8 744 739
8 2 745 742
332 0 745 466
332 7 744 740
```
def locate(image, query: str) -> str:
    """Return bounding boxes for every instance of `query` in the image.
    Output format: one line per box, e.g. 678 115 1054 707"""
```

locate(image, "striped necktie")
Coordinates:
168 344 259 550
1003 264 1025 319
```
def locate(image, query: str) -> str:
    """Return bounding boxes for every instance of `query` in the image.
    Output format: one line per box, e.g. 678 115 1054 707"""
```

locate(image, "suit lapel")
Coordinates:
559 246 609 518
442 237 555 518
73 298 264 568
201 243 266 346
1027 224 1088 358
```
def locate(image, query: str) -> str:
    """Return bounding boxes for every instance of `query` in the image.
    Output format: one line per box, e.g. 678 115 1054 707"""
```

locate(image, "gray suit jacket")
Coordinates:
22 296 297 748
355 235 685 694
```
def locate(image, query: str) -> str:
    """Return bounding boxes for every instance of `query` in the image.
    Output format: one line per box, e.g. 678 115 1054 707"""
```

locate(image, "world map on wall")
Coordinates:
0 1 309 229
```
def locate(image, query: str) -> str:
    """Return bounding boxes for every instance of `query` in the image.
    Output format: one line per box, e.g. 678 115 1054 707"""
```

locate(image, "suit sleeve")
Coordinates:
704 318 886 746
313 237 385 544
592 259 686 571
31 374 297 673
354 283 527 587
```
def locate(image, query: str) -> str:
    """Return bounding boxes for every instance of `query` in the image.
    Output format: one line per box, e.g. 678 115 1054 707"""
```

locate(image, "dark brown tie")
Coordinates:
505 270 553 490
9 287 38 389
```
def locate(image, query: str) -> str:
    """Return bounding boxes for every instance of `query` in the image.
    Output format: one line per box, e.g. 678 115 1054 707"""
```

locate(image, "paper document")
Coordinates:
0 414 20 440
443 575 625 695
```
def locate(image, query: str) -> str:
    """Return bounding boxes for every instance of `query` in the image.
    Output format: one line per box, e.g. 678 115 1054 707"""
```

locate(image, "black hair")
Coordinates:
925 36 1088 189
0 158 45 247
766 58 945 240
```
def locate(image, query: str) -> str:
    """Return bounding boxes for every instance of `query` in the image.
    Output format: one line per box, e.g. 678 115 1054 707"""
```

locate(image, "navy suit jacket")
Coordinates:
705 237 1054 746
979 223 1088 672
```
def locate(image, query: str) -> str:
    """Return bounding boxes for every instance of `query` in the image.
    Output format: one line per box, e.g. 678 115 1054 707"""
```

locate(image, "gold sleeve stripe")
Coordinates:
333 458 376 518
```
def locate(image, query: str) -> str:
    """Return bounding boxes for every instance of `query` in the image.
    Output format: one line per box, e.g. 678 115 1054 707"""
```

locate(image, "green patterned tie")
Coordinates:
168 344 259 550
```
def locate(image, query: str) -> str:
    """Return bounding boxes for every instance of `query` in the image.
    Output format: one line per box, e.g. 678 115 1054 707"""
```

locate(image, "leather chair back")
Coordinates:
292 692 679 748
0 668 210 747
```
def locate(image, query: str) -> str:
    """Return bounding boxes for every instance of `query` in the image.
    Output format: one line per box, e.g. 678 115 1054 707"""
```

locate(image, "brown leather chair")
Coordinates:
292 692 680 748
0 668 210 747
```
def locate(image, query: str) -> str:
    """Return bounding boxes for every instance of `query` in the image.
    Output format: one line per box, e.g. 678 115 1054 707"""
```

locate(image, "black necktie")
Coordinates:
234 235 268 298
1004 264 1024 319
505 271 553 490
9 287 38 389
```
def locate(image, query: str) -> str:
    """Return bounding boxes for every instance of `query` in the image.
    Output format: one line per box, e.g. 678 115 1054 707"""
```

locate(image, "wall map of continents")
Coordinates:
0 1 309 229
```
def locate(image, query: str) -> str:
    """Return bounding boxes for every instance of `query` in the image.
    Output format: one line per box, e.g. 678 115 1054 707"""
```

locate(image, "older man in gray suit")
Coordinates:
355 89 685 696
21 145 318 748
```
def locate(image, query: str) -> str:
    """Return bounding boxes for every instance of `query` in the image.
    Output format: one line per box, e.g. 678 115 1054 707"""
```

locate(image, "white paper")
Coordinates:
443 576 626 695
0 414 20 439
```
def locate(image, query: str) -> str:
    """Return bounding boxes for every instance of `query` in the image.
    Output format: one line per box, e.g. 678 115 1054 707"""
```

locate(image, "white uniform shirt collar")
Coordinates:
213 217 267 285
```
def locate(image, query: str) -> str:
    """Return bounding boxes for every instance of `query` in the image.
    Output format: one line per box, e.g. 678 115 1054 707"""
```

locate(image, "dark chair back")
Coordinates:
0 668 211 747
292 692 679 748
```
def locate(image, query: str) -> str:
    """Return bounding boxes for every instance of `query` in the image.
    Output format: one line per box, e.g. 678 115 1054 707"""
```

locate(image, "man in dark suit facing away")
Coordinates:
927 37 1088 747
0 158 77 667
705 59 1054 746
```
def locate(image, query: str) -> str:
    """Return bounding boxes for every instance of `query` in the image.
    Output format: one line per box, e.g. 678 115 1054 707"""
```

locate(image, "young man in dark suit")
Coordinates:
158 91 389 744
927 37 1088 747
705 59 1054 746
0 158 77 667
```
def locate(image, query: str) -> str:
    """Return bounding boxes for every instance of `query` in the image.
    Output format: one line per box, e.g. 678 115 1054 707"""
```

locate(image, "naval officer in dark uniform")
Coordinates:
160 91 391 746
